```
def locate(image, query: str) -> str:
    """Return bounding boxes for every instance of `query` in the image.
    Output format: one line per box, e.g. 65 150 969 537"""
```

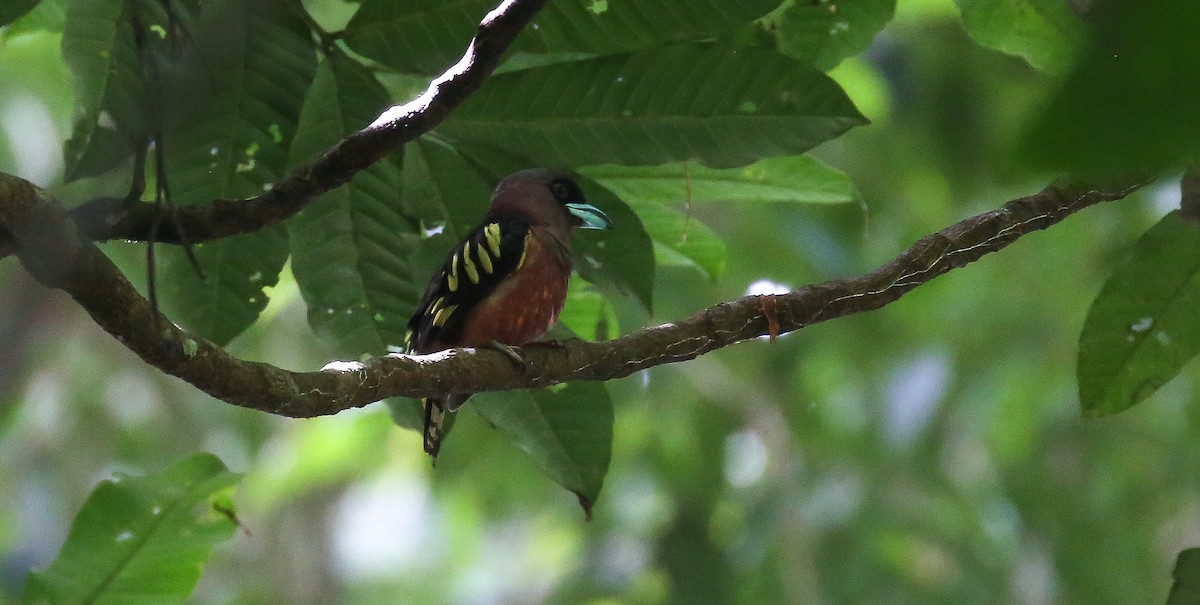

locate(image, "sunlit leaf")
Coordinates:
1078 211 1200 416
288 54 418 357
560 277 620 342
22 453 241 605
440 44 866 168
776 0 896 71
956 0 1086 74
3 0 65 37
629 198 726 281
0 0 40 27
474 382 613 518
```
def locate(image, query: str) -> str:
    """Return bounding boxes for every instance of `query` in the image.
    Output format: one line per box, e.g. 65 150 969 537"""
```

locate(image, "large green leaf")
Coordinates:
0 0 40 27
5 0 65 37
1078 211 1200 416
22 453 241 605
157 0 316 345
344 0 780 74
287 55 418 357
474 382 614 519
4 0 65 37
775 0 896 71
579 155 860 206
440 44 866 168
559 277 620 342
570 181 657 313
956 0 1086 74
60 0 149 180
4 0 66 38
1021 0 1200 175
628 198 726 281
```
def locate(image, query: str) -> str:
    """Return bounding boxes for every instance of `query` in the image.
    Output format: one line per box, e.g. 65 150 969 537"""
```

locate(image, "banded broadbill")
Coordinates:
404 169 612 458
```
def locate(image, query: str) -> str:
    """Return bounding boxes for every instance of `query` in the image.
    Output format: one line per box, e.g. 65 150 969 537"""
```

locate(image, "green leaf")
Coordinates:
637 199 726 281
1078 211 1200 416
0 0 40 27
571 181 657 313
474 382 614 518
579 155 860 206
560 277 620 342
1167 548 1200 605
386 397 424 433
4 0 66 38
344 0 780 74
159 232 290 346
440 44 866 168
1021 0 1200 175
956 0 1086 74
343 0 486 75
6 0 65 33
22 453 241 605
287 55 418 357
60 0 149 180
458 147 658 312
403 137 497 242
776 0 897 71
157 0 316 345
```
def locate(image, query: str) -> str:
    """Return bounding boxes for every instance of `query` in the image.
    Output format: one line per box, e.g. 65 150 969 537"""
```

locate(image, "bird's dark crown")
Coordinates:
486 169 586 227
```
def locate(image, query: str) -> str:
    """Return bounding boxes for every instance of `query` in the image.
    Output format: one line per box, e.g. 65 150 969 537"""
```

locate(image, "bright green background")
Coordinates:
2 0 1199 603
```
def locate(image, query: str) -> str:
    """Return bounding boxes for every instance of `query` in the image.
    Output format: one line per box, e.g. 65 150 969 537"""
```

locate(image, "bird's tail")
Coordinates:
422 395 468 459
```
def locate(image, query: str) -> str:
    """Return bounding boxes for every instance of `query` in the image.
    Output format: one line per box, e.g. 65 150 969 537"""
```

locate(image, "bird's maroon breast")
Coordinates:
457 230 571 347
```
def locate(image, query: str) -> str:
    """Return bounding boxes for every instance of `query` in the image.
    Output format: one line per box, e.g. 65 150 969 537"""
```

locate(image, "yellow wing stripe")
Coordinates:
432 304 458 327
517 232 531 270
462 243 480 284
447 253 459 292
477 240 494 274
483 223 502 258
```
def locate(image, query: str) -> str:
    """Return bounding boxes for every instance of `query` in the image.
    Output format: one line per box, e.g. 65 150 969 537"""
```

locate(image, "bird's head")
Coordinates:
487 168 613 232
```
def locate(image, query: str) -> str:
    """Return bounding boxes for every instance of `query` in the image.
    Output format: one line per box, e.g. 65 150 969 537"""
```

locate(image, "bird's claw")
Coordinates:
485 340 530 374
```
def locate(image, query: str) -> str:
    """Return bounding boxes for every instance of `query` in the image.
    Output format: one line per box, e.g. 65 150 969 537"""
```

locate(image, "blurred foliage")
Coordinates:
1 0 1199 604
22 453 240 604
1020 0 1200 176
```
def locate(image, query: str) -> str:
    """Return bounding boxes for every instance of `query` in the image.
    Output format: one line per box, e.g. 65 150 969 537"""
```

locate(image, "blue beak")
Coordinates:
566 202 613 230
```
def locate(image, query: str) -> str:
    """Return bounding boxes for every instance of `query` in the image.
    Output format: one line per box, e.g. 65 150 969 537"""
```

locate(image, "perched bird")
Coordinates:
404 168 613 458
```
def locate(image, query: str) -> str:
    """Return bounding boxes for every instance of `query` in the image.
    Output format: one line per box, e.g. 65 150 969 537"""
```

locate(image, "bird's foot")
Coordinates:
525 338 568 350
485 340 529 374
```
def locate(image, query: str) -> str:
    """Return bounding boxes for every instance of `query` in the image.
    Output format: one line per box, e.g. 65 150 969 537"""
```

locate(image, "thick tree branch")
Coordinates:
0 171 1145 417
0 0 548 259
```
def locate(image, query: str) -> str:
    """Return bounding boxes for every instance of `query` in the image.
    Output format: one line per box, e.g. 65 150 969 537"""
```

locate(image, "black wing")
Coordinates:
405 218 530 353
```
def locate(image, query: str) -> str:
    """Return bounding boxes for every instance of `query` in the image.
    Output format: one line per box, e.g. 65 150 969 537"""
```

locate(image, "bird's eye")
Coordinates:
549 179 571 202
